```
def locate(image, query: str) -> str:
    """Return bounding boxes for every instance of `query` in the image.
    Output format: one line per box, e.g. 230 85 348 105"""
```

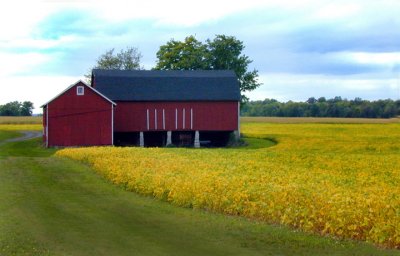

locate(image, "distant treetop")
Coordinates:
86 47 143 82
155 35 261 103
0 101 34 116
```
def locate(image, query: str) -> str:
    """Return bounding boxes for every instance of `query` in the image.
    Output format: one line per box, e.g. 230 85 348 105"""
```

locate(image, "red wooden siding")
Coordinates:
43 82 113 147
114 101 238 132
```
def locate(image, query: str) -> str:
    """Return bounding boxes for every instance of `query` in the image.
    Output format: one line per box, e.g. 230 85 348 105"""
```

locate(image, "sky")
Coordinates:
1 0 400 114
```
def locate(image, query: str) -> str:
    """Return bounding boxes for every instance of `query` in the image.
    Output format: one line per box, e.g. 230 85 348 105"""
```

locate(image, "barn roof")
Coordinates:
41 80 116 108
91 69 241 101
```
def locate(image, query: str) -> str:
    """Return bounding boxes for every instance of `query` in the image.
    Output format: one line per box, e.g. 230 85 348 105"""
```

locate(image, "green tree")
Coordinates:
382 101 397 118
240 97 400 118
306 97 317 104
207 35 260 102
0 101 20 116
155 35 261 103
155 36 208 70
0 101 34 116
86 47 143 82
21 101 34 116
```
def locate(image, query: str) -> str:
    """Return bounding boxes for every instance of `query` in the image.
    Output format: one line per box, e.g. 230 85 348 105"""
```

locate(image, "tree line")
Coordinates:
0 101 34 116
241 97 400 118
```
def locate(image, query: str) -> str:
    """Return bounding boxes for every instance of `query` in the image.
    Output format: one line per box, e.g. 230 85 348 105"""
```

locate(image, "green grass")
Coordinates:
242 137 277 149
0 130 399 255
0 138 55 157
0 130 20 142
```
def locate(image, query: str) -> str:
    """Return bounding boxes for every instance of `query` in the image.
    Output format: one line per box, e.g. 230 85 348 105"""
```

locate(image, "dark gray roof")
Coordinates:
92 69 240 101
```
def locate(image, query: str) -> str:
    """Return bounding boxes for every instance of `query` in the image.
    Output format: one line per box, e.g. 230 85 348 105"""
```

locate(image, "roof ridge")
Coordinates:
92 69 236 77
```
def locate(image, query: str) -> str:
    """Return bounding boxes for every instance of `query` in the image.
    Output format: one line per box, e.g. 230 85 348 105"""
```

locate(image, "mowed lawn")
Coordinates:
0 127 399 255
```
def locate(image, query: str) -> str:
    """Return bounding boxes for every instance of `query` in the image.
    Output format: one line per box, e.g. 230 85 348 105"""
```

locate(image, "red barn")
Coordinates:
43 70 240 147
42 81 116 147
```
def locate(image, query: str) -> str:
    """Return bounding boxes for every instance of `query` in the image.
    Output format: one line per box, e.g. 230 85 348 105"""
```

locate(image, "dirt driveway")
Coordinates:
1 131 42 145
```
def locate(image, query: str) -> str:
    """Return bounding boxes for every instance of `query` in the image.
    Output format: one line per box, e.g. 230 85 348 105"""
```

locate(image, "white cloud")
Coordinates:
0 75 84 114
91 0 272 26
0 1 71 40
246 73 399 102
0 52 50 76
0 35 79 51
349 52 400 65
313 3 361 20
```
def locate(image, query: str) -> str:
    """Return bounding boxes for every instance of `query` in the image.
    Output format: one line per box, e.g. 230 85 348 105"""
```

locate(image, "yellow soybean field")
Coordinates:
0 116 42 124
57 122 400 248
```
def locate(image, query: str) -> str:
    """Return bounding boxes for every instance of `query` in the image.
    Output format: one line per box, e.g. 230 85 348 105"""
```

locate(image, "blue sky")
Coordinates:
1 0 399 113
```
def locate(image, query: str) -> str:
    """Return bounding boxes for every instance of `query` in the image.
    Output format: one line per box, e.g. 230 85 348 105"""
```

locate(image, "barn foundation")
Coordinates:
139 132 144 147
194 131 200 148
166 131 172 146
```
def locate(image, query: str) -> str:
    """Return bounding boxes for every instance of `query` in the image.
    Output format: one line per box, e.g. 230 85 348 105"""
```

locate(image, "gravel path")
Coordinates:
1 131 42 145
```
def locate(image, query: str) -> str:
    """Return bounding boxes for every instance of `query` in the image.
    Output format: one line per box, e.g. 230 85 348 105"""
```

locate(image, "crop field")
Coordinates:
0 116 42 124
241 116 400 124
0 117 42 133
57 121 400 248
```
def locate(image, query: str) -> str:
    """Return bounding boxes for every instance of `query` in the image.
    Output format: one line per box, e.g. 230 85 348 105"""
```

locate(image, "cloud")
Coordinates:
286 21 400 54
0 75 83 113
246 73 399 102
89 0 289 26
349 52 400 65
34 9 97 40
0 52 50 76
313 2 361 20
249 50 384 75
0 1 48 40
6 0 400 78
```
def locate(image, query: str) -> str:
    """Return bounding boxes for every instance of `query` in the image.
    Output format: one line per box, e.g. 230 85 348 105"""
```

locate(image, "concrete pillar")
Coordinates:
166 131 172 146
194 130 200 148
233 130 240 139
139 132 144 147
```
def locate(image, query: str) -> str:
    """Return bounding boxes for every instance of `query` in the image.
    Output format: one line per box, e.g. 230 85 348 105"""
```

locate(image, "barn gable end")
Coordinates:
42 81 116 147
